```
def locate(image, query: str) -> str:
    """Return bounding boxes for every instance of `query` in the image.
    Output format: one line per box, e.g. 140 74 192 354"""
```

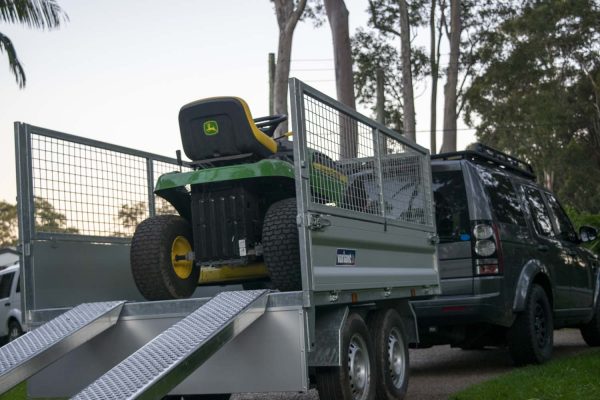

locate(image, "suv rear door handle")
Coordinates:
4 302 10 307
537 244 549 252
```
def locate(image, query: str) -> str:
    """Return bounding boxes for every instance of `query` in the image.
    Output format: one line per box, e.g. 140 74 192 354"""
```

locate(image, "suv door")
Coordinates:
520 184 571 310
0 272 15 337
545 192 594 311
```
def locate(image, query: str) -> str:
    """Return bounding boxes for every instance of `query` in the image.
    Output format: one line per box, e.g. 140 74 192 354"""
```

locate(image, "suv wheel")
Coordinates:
580 301 600 346
507 284 553 365
8 320 23 342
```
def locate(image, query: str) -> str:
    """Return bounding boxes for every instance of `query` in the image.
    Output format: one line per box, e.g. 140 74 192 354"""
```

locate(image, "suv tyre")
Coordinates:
580 301 600 346
508 284 553 365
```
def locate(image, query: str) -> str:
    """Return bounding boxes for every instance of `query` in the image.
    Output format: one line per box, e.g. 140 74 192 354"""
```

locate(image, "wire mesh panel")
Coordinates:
298 88 433 228
27 127 183 240
380 135 432 226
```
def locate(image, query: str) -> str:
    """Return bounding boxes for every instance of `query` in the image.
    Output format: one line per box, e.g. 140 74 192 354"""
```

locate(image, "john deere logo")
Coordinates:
203 120 219 136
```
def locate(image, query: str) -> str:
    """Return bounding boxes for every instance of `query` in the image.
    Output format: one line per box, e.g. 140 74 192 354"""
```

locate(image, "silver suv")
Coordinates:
0 264 23 342
412 144 600 365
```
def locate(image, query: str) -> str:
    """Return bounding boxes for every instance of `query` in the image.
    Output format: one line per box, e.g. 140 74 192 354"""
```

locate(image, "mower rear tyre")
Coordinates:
131 215 198 301
262 198 301 291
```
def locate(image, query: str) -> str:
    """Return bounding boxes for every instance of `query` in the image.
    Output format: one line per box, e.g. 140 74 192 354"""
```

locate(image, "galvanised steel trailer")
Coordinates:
2 79 440 400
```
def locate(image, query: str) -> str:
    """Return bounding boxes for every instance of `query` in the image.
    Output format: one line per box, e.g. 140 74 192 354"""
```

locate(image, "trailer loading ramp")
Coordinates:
73 289 268 400
0 301 125 394
0 290 268 399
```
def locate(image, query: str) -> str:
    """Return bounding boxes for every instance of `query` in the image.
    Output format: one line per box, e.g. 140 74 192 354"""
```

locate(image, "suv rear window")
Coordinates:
545 193 577 241
477 168 526 226
522 186 554 237
432 170 470 243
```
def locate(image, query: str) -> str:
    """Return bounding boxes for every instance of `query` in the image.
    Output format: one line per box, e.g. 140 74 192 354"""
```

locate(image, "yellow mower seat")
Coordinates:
179 97 277 163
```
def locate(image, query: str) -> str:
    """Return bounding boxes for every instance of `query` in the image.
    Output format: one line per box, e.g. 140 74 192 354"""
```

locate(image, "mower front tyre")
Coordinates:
131 215 199 301
262 198 301 291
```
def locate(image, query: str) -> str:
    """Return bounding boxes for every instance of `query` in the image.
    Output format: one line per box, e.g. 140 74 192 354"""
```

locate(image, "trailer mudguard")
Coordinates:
155 159 294 220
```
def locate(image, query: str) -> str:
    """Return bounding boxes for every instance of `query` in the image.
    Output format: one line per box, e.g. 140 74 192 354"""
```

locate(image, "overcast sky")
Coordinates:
0 0 475 203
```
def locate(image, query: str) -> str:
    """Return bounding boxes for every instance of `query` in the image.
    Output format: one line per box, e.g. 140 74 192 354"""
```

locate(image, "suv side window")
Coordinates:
0 273 14 299
477 167 526 226
522 186 554 237
545 193 577 242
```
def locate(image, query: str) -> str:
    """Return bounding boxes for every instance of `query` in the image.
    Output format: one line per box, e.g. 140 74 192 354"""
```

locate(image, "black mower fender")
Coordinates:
155 187 192 221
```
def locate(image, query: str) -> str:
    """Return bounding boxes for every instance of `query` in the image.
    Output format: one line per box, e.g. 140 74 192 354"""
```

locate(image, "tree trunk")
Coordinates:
429 0 439 154
323 0 355 109
440 0 460 153
324 0 357 158
273 0 307 137
398 0 416 142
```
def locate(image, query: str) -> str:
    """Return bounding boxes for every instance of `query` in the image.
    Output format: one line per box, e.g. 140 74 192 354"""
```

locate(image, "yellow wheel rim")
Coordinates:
171 236 193 279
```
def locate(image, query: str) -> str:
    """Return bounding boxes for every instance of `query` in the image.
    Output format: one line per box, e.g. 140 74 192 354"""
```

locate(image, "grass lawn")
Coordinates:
451 349 600 400
0 382 25 400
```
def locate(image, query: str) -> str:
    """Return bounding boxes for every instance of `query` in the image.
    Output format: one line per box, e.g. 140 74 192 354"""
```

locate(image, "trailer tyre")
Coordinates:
316 313 376 400
580 301 600 346
131 215 198 301
262 198 301 291
367 309 409 400
507 284 553 365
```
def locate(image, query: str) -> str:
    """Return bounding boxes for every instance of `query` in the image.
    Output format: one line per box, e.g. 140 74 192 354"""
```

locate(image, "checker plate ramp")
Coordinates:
0 301 125 394
73 290 269 400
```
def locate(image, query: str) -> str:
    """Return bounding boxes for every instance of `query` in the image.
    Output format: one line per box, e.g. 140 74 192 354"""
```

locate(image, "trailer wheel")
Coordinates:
367 309 409 400
131 215 199 301
262 198 301 291
507 284 553 365
316 313 376 400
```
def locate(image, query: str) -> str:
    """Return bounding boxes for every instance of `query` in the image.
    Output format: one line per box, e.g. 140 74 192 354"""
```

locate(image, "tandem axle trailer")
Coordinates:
2 79 440 399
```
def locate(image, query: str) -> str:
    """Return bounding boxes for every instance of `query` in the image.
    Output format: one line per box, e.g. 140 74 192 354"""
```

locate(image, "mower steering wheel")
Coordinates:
253 114 288 137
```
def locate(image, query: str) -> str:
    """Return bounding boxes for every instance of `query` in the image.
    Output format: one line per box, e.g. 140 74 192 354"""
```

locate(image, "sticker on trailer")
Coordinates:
336 249 356 266
239 239 247 257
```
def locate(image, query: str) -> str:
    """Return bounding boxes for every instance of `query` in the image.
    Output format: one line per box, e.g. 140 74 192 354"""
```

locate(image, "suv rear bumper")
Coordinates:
411 292 513 328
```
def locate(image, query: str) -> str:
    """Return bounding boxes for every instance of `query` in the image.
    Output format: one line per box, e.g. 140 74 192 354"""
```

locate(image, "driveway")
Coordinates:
233 329 591 400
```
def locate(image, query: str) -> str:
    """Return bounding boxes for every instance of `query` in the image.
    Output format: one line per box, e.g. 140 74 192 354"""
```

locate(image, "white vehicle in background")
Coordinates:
0 264 23 342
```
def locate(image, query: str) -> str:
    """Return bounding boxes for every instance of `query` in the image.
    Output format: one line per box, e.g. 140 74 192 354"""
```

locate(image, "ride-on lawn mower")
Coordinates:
131 96 347 300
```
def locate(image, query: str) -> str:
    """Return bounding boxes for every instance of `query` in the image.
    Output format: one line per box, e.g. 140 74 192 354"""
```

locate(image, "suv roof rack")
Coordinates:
432 143 536 180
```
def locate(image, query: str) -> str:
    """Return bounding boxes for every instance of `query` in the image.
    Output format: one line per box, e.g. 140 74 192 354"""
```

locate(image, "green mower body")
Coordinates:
131 96 349 300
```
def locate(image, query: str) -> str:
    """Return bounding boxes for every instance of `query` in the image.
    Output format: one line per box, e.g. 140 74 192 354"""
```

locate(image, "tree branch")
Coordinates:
368 0 401 37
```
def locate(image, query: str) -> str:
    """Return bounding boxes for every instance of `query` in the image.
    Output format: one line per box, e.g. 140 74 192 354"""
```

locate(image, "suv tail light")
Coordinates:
472 221 504 276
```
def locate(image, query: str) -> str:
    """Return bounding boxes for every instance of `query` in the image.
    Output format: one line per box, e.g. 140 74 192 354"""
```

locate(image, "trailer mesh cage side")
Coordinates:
298 88 434 228
21 126 190 241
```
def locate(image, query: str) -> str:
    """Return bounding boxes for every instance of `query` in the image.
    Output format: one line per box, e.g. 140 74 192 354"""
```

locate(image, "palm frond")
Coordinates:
0 32 26 88
0 0 68 29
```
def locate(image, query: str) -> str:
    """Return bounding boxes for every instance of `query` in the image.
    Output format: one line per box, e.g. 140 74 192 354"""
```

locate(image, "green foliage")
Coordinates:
0 200 17 247
352 0 430 131
0 198 78 245
34 197 78 234
451 349 600 400
0 0 68 88
113 201 147 237
463 0 600 213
